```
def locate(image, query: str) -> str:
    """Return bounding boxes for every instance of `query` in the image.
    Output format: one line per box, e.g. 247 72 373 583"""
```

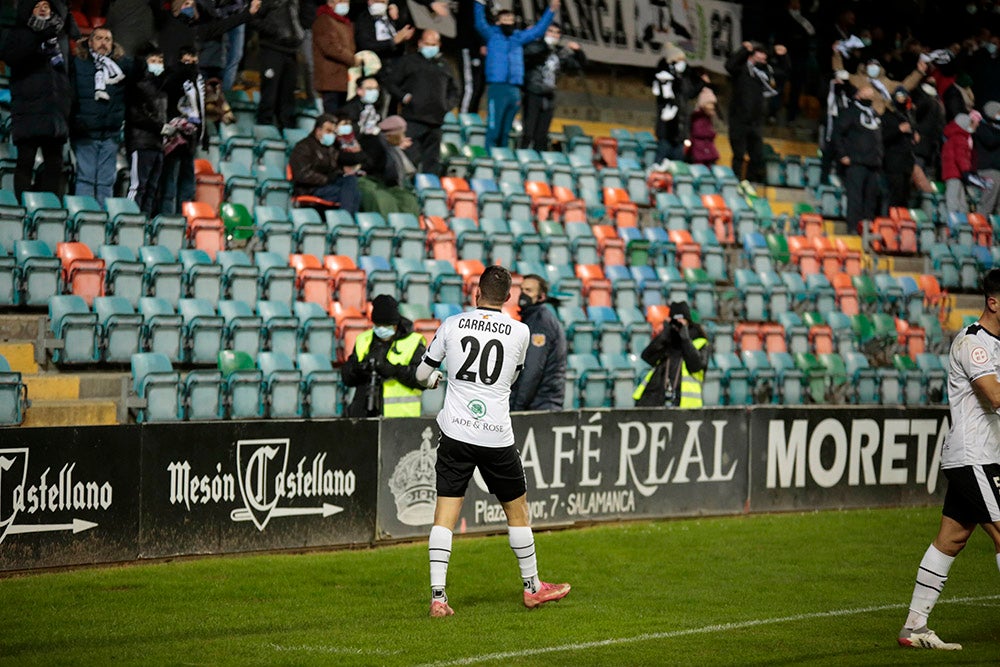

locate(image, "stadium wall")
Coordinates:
0 406 949 572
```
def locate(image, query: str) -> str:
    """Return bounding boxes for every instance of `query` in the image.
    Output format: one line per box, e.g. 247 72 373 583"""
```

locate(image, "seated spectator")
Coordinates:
289 113 362 213
70 27 129 205
1 0 75 198
357 114 420 216
688 85 719 166
520 22 585 151
125 42 169 215
341 75 383 134
159 46 208 215
313 0 358 114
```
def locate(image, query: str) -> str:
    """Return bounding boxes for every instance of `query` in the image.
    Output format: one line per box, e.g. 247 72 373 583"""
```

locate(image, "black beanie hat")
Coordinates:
371 294 400 325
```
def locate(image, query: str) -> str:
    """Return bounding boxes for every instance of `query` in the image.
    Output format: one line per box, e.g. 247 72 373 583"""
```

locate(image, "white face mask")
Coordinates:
369 2 387 15
333 2 349 15
866 64 881 78
921 83 937 97
544 36 558 47
674 60 687 73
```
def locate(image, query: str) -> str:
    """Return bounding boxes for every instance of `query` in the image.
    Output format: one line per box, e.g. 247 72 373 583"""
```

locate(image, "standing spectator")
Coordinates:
312 0 357 114
652 45 696 163
217 0 246 91
633 301 711 408
125 43 169 215
455 0 490 114
833 85 884 234
196 1 226 81
688 86 720 166
943 73 976 122
152 0 259 71
341 294 427 418
253 0 304 129
357 114 420 216
104 0 156 57
773 0 816 125
298 0 321 104
882 87 918 209
510 274 566 411
766 43 791 126
969 35 1000 107
1 0 75 198
520 23 586 151
353 0 414 93
942 112 981 215
725 41 777 184
341 75 383 135
384 29 458 174
819 69 855 184
474 0 557 148
70 27 129 205
833 46 926 115
975 101 1000 215
913 79 946 182
289 113 362 213
159 47 207 215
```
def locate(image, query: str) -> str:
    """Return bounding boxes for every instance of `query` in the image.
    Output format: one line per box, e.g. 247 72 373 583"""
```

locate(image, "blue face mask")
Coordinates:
336 124 353 136
986 42 999 55
373 325 395 340
420 45 440 59
362 89 379 104
147 62 164 76
179 5 195 18
320 132 335 146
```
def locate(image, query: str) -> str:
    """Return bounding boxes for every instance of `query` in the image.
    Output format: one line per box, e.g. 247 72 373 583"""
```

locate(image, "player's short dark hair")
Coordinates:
983 269 1000 301
479 265 511 304
522 274 548 297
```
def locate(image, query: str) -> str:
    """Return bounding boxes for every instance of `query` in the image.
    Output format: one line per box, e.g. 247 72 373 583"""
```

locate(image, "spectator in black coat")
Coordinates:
976 100 1000 215
882 87 918 208
510 275 566 412
520 23 586 151
833 85 884 233
772 0 816 124
288 113 362 212
383 29 459 174
253 0 304 128
353 0 414 70
652 45 697 163
913 80 946 182
125 42 169 215
151 0 260 70
356 114 420 216
725 41 777 184
70 27 130 205
340 75 383 135
1 0 76 198
158 46 207 215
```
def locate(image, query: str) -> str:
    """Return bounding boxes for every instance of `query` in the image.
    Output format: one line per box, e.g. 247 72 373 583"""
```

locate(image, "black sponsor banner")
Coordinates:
748 407 950 512
139 420 379 557
0 426 141 571
376 408 748 541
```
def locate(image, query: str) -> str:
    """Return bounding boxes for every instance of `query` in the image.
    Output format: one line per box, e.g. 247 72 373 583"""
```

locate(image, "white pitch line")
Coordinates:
416 594 1000 667
269 643 402 657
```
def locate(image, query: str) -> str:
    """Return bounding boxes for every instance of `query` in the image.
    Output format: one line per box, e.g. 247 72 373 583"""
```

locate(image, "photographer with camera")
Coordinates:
341 294 428 418
633 301 711 408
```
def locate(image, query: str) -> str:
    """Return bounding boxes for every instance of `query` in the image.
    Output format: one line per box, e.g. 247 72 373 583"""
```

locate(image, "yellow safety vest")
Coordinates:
633 337 708 408
354 329 425 417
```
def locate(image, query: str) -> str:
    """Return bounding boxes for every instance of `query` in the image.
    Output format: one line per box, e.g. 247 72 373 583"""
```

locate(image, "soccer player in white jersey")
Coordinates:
415 265 571 617
898 269 1000 650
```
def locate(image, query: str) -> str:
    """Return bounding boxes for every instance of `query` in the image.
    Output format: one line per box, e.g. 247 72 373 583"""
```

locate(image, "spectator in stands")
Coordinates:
969 33 1000 107
773 0 816 126
383 29 459 174
975 101 1000 214
766 44 791 126
125 42 169 215
456 0 490 114
474 0 558 148
151 0 260 70
2 0 75 198
942 111 983 214
688 85 720 166
913 78 946 182
195 2 226 82
158 46 208 215
70 27 129 206
510 274 566 412
634 301 710 409
520 23 586 151
353 0 415 101
289 113 362 213
652 45 698 163
341 294 427 418
725 41 777 184
832 45 926 115
882 87 918 208
312 0 358 114
833 85 883 234
819 69 855 184
218 0 246 91
943 73 976 122
253 0 304 129
357 114 420 216
341 75 383 135
298 0 321 104
105 0 155 57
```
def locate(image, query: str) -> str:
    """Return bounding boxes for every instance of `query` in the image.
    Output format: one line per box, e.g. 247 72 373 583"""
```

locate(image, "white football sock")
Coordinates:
508 525 540 593
996 552 1000 573
429 525 452 599
904 544 954 629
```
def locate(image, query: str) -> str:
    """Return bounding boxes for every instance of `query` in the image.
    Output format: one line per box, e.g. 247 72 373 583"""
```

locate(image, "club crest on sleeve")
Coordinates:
531 334 546 347
971 346 989 365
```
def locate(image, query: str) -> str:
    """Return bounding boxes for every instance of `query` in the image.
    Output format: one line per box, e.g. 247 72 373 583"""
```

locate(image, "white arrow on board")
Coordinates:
6 519 98 535
229 503 344 523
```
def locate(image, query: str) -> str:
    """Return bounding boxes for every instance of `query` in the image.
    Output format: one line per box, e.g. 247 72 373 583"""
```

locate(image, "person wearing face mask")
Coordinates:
509 275 566 412
312 0 358 113
151 0 260 70
288 113 362 213
832 45 926 115
725 41 777 184
474 0 559 148
942 111 985 215
651 45 698 163
520 23 586 151
882 87 919 208
969 36 1000 107
158 47 210 215
383 29 459 174
1 0 76 198
974 101 1000 214
354 0 415 93
341 75 384 135
913 79 946 183
341 294 428 418
634 301 710 408
833 85 884 234
124 42 169 215
356 114 421 216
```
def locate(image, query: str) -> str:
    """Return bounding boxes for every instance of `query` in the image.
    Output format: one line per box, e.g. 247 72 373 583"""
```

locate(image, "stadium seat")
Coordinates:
182 366 223 421
178 298 224 364
139 245 183 307
104 197 148 252
358 255 397 299
181 201 225 259
741 350 778 404
450 217 487 261
254 205 295 257
56 241 105 306
0 354 26 424
425 259 464 304
294 301 336 360
258 351 303 418
218 349 263 419
326 209 361 258
576 264 612 307
567 353 608 408
843 351 879 404
257 300 300 359
23 190 69 253
393 257 432 307
138 297 183 362
714 352 751 406
194 159 225 210
178 248 222 306
298 352 340 418
255 251 296 306
48 294 99 364
94 296 142 363
219 299 263 358
64 195 108 251
219 201 255 243
14 239 61 306
565 222 599 265
331 303 370 362
0 246 16 306
323 254 367 311
130 352 181 422
289 253 333 312
217 250 260 305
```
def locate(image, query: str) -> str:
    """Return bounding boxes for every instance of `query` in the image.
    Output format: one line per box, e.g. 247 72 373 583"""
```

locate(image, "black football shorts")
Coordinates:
942 464 1000 525
435 432 527 503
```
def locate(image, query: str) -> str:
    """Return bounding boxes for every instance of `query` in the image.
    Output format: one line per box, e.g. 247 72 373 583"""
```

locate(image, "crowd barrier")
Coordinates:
0 406 949 571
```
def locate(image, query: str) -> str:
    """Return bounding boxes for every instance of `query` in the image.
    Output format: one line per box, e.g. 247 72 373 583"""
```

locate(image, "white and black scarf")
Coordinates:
748 61 778 98
854 100 880 130
653 68 679 121
91 50 124 100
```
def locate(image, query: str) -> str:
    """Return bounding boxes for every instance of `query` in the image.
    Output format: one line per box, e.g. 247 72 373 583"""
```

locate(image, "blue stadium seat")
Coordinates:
94 295 143 363
0 353 26 424
425 260 463 304
130 352 181 422
566 353 608 408
138 297 183 363
741 350 778 404
0 189 27 253
22 190 69 253
358 255 397 298
393 257 432 307
713 352 751 406
297 352 340 418
588 305 625 355
254 205 295 257
218 299 263 358
254 251 296 306
257 300 300 358
599 351 640 408
259 351 302 418
218 349 263 419
295 301 336 359
139 245 183 307
450 217 487 260
356 212 394 257
179 249 222 306
387 212 425 259
104 197 148 252
559 305 596 354
290 207 328 258
98 245 143 307
178 298 224 364
769 351 806 405
14 239 61 306
0 245 15 306
479 217 514 266
216 250 260 305
64 194 108 251
48 294 99 364
326 209 360 258
183 367 223 420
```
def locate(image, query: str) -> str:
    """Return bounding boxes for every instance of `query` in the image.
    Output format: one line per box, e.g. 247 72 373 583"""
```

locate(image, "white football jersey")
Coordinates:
942 322 1000 468
423 307 529 447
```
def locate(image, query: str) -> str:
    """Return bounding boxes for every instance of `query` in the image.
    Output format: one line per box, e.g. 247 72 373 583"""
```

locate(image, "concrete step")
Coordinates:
0 314 45 343
22 399 118 428
23 374 79 401
78 372 129 399
0 342 38 374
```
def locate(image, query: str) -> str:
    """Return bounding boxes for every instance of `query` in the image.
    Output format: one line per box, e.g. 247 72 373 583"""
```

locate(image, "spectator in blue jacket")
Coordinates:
70 27 130 205
474 0 558 148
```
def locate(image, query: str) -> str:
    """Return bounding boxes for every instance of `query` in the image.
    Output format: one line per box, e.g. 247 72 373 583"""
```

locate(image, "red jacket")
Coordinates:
688 111 719 165
941 119 975 181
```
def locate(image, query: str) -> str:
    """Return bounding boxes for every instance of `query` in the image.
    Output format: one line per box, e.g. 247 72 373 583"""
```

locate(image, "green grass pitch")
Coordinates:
1 506 998 666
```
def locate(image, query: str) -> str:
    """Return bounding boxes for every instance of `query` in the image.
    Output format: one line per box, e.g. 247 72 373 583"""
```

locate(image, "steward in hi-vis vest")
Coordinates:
341 294 427 417
634 300 712 408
